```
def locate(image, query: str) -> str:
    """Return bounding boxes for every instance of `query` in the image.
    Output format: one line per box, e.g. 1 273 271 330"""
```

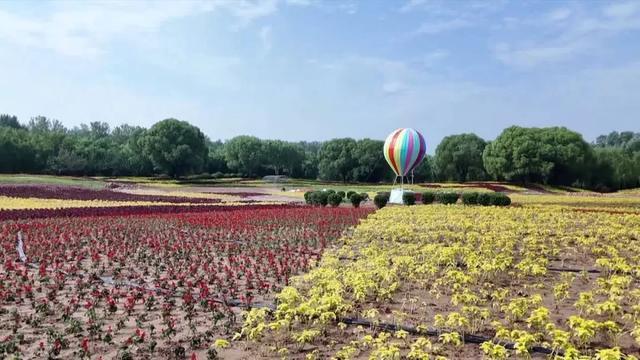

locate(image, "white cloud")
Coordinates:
259 25 273 54
494 42 586 68
382 81 406 94
0 0 285 58
421 50 449 66
495 4 640 68
603 2 639 18
547 8 572 22
224 0 279 26
414 19 471 35
285 0 313 6
399 0 427 13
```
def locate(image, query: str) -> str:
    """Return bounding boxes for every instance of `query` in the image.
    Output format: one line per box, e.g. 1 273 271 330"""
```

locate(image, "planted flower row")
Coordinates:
0 184 222 204
0 203 287 221
0 205 372 359
238 204 640 358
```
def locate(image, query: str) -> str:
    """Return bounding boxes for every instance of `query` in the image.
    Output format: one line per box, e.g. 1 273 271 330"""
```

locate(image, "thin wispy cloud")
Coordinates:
494 2 640 68
259 25 273 55
547 8 572 22
0 0 288 58
414 19 472 35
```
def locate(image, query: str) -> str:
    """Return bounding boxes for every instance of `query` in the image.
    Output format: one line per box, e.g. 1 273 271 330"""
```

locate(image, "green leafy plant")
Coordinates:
349 193 363 208
461 192 479 205
402 192 416 206
436 192 459 205
421 191 435 204
374 193 389 209
328 193 343 207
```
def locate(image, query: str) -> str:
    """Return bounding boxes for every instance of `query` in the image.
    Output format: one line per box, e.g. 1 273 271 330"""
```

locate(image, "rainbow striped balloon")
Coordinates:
383 128 427 176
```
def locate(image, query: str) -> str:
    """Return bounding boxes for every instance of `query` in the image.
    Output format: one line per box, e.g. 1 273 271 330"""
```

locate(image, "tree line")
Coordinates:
1 114 638 191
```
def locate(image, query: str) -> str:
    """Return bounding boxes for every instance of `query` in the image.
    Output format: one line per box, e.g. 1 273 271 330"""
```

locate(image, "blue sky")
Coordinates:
1 0 639 150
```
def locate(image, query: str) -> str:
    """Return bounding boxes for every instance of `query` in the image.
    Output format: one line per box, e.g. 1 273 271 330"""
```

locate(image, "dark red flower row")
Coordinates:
0 204 289 221
204 191 266 198
0 184 222 204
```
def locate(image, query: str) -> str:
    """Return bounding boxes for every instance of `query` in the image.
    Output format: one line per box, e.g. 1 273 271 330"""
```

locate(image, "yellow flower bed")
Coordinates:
0 196 186 210
0 196 285 210
116 189 238 201
239 205 640 358
512 194 640 207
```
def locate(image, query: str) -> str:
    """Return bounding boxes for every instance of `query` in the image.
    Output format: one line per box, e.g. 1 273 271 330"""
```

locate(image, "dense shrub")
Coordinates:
421 192 435 204
346 190 356 199
337 191 346 199
304 191 314 205
349 193 363 208
309 191 329 207
360 192 369 201
402 192 416 206
461 192 479 205
477 193 492 206
373 193 389 209
327 193 343 207
436 192 459 205
325 189 336 194
491 193 512 206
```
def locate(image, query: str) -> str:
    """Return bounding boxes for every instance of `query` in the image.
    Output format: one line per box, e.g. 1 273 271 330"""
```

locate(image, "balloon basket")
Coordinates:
389 188 414 204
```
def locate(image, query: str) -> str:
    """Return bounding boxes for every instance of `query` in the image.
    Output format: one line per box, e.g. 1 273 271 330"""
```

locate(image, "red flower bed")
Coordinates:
0 204 285 221
0 205 372 358
204 191 266 198
0 184 221 204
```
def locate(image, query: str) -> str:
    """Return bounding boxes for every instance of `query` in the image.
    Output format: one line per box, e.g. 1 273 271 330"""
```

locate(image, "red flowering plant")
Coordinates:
0 205 371 357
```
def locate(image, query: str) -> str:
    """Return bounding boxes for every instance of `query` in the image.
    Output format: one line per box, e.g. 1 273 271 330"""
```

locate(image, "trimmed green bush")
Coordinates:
360 192 369 201
491 193 512 206
325 189 336 194
373 193 389 209
328 193 343 207
402 192 416 206
477 193 492 206
309 191 329 207
303 191 314 205
421 191 435 204
461 192 479 205
337 191 346 199
346 190 356 199
349 193 363 208
436 192 459 205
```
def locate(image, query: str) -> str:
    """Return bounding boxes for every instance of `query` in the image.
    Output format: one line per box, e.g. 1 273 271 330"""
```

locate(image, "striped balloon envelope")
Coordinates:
383 128 427 176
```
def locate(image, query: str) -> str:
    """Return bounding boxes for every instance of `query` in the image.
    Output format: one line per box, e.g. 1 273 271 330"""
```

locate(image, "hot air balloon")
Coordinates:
383 128 426 184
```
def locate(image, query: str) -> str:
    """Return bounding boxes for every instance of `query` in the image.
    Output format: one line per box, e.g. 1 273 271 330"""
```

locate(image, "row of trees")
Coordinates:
1 114 638 190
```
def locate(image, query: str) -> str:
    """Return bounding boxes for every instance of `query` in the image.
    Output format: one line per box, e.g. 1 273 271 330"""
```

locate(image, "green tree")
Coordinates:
27 116 68 171
317 138 358 182
224 136 265 176
205 140 228 174
412 155 435 182
142 118 207 178
0 114 22 129
351 139 388 182
262 140 305 176
434 133 487 181
483 126 591 185
0 127 35 172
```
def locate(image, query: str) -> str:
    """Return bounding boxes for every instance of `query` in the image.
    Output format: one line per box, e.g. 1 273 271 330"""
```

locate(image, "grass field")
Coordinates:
0 174 106 189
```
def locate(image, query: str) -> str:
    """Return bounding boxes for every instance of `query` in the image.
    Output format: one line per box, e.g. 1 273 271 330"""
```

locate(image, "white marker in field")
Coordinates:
16 231 27 263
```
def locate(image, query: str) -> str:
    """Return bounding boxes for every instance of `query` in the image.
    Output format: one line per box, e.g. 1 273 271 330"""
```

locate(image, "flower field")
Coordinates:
0 204 372 358
0 185 224 204
240 203 640 359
